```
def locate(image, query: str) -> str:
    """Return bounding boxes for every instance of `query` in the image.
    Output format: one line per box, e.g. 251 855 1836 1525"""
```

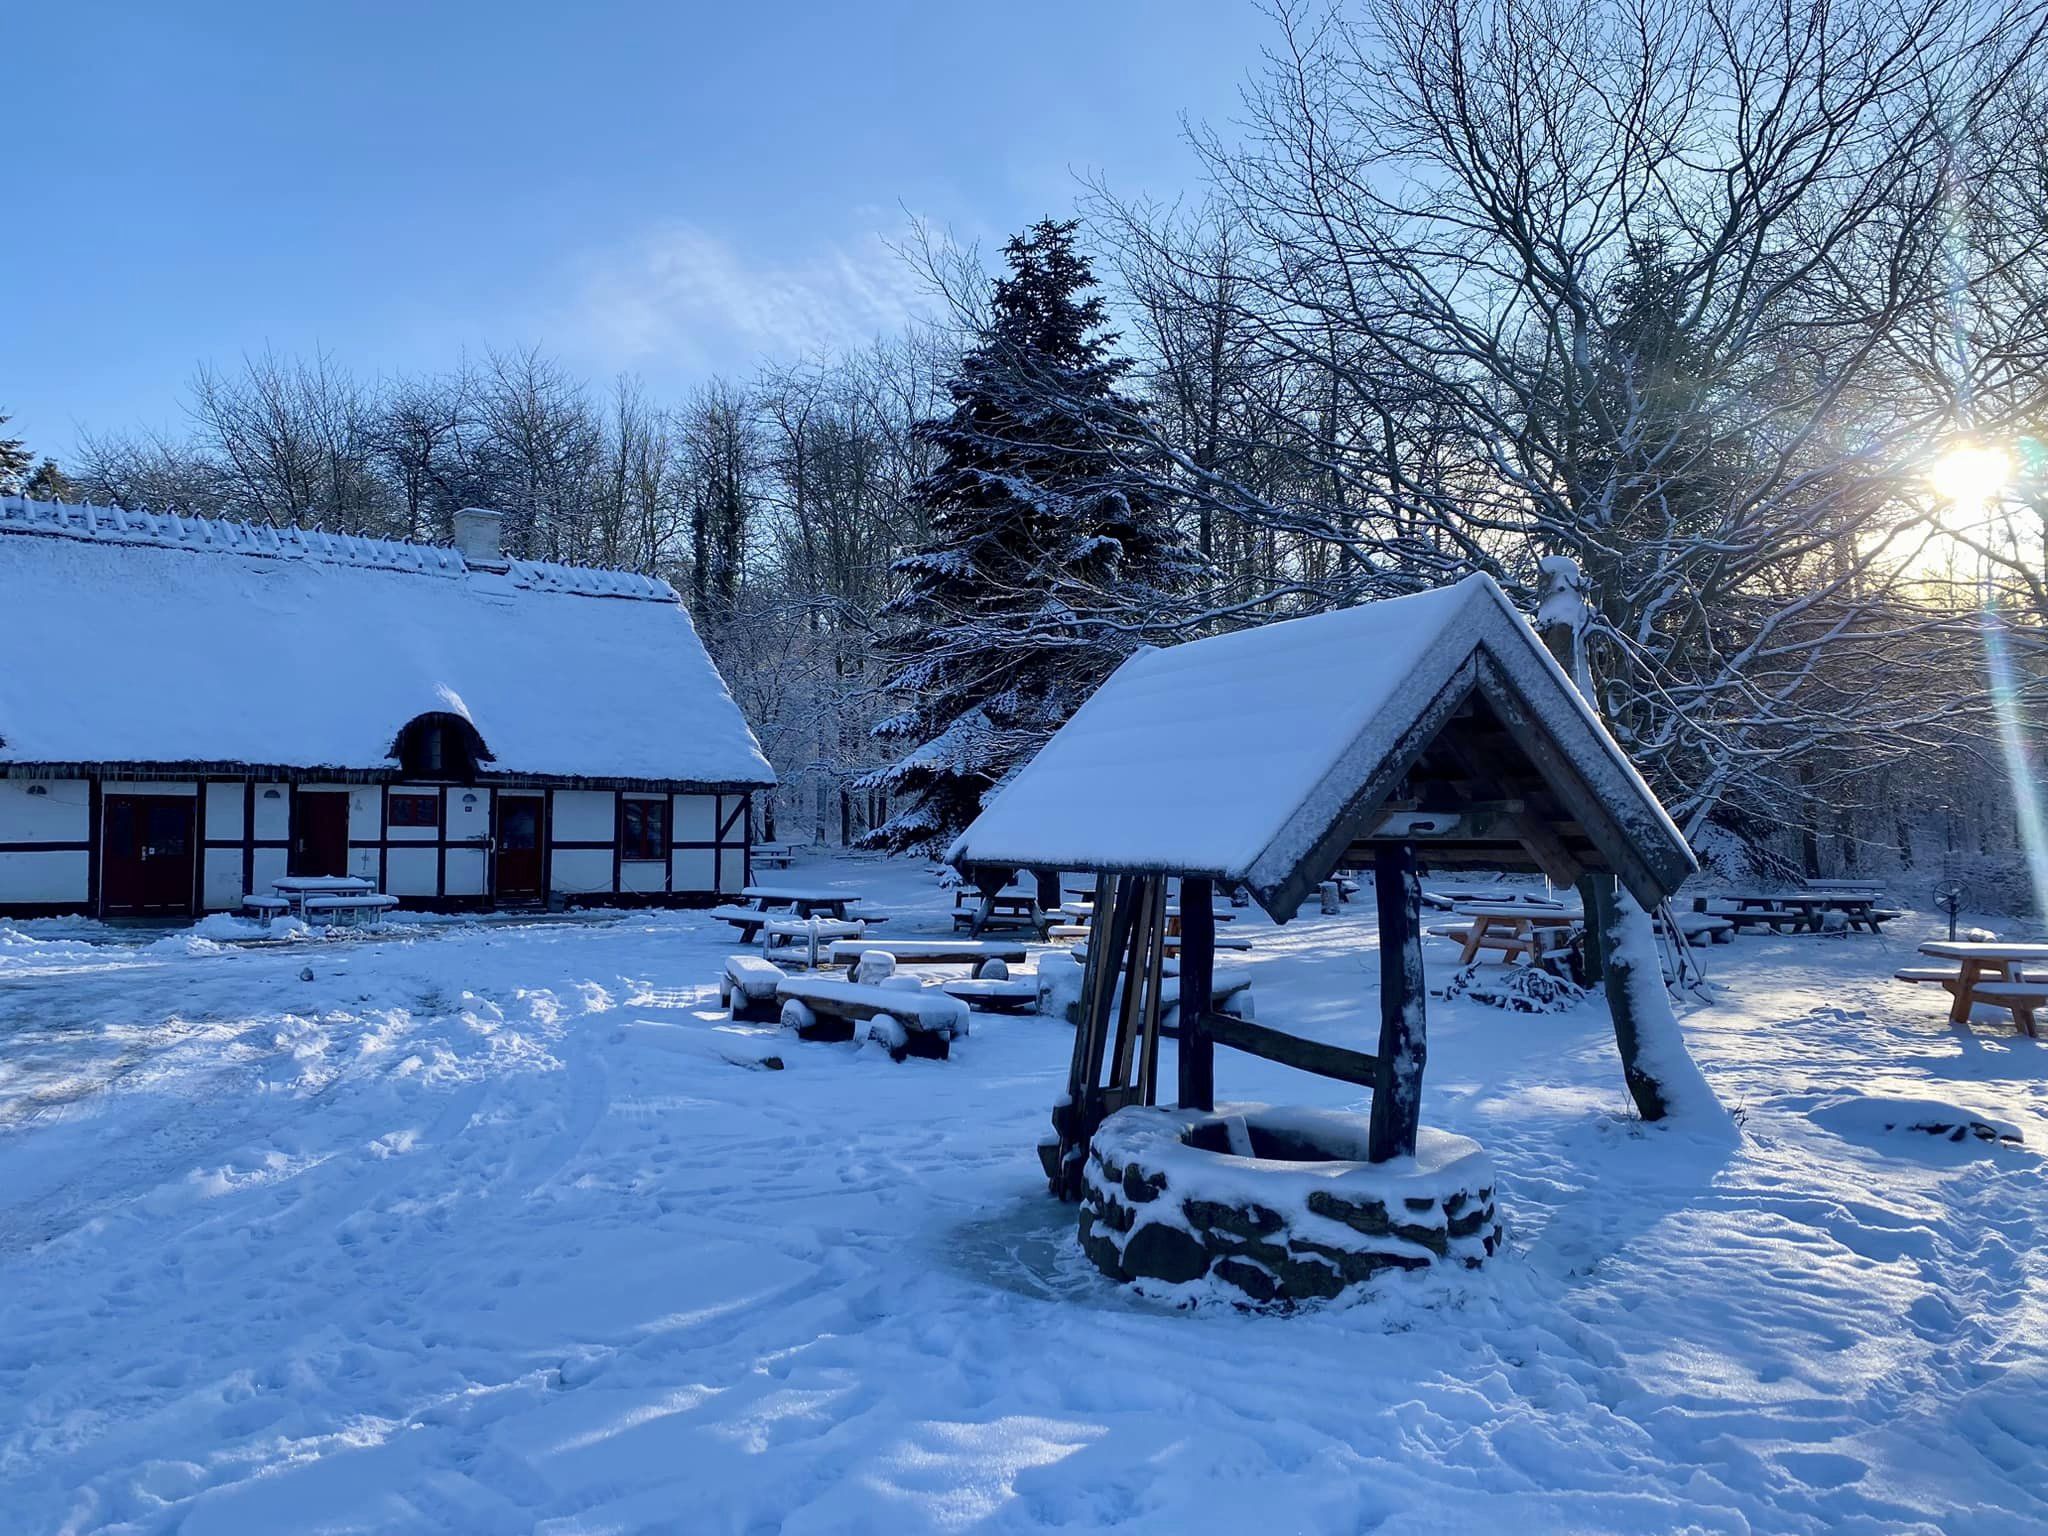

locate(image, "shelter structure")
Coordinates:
0 496 773 917
949 573 1695 1198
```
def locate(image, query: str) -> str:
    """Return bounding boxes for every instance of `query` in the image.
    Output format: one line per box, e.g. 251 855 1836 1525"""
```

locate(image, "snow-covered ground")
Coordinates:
2 856 2043 1534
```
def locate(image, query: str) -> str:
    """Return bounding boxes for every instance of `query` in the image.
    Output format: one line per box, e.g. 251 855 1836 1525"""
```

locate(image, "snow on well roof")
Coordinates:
949 573 1694 919
0 497 775 786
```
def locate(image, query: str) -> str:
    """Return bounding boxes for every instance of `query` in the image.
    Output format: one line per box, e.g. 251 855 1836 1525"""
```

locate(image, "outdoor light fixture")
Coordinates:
1929 443 2012 510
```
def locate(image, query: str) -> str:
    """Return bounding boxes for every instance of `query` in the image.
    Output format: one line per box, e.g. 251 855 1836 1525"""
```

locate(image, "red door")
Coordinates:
101 796 196 916
290 791 351 877
495 796 544 902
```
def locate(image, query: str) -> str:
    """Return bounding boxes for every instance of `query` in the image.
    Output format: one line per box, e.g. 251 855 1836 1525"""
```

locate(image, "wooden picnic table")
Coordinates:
1909 941 2048 1036
714 886 876 943
954 888 1049 939
1443 903 1582 965
741 886 862 919
1703 892 1894 934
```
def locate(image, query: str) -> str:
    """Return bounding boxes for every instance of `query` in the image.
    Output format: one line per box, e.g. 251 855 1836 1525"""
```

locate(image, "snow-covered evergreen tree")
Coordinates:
861 219 1200 856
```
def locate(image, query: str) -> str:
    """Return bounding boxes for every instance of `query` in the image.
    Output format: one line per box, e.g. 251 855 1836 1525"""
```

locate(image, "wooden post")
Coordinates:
1367 842 1426 1162
1177 876 1216 1111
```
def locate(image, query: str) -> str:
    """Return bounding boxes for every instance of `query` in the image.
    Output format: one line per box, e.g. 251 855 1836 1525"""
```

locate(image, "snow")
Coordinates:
0 498 773 786
949 574 1693 915
3 854 2047 1532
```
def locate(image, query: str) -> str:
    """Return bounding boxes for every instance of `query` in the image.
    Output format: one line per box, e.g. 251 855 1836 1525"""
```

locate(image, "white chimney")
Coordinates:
451 506 509 570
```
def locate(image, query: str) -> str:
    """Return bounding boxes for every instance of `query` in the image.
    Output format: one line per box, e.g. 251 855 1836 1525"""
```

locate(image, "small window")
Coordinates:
389 793 438 828
621 798 667 861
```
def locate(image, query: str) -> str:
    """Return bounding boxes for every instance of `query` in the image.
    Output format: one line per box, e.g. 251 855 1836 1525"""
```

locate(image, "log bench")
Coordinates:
774 975 971 1061
720 954 788 1022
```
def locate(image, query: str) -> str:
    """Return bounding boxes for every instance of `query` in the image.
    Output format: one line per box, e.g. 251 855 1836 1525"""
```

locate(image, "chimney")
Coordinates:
451 507 509 571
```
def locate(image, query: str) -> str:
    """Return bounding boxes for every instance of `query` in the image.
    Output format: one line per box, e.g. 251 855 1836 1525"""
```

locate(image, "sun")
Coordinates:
1928 443 2012 511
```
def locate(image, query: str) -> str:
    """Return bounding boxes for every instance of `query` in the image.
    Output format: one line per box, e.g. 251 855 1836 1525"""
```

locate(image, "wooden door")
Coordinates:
290 791 351 877
495 795 544 902
101 795 196 916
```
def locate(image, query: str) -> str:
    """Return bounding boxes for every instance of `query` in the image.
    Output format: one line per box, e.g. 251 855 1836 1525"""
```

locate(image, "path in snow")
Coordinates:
1 859 2044 1533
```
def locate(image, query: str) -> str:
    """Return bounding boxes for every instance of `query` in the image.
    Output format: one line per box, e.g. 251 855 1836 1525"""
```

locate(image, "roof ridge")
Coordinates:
0 494 679 602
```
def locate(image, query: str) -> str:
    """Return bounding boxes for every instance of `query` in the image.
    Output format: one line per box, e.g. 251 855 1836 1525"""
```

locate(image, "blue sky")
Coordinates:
7 1 1272 461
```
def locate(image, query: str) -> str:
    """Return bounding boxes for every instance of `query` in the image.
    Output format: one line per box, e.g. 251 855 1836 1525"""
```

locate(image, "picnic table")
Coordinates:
954 888 1049 939
1434 903 1582 965
261 876 398 928
751 843 796 871
1699 892 1896 934
1902 941 2048 1036
713 886 877 943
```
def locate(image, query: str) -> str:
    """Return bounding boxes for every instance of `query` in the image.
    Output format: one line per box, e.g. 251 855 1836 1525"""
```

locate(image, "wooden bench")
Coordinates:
827 938 1027 968
1970 982 2048 1035
720 954 788 1022
936 976 1041 1014
241 894 291 920
300 893 399 928
751 843 796 870
774 975 971 1061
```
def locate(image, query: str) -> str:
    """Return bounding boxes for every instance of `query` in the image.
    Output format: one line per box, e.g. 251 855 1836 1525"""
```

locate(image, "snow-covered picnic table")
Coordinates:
713 885 877 943
267 875 394 926
1702 891 1897 934
1904 941 2048 1036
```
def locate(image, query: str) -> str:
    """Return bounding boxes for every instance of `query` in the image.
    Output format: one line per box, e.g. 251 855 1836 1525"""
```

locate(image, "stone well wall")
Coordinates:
1079 1104 1502 1307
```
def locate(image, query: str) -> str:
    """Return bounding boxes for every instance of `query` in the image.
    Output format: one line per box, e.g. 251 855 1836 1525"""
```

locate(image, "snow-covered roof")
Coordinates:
949 573 1694 919
0 496 775 787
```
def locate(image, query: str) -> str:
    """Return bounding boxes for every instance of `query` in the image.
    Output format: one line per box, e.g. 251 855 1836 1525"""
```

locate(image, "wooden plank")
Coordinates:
1177 876 1217 1111
1200 1011 1380 1087
1368 840 1426 1162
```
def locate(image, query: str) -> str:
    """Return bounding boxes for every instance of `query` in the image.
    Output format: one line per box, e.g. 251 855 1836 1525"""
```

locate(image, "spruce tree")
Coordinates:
0 412 31 495
861 219 1197 857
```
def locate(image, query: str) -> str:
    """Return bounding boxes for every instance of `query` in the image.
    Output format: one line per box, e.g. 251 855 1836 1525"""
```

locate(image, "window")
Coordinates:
621 798 667 861
389 793 438 828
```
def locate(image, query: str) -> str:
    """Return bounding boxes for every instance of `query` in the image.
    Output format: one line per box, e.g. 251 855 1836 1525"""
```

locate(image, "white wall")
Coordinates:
550 847 613 897
252 845 287 893
202 848 243 910
204 782 244 841
444 847 487 897
0 850 88 905
674 794 716 843
0 779 90 841
619 859 665 894
347 787 382 842
446 787 490 844
386 846 438 898
672 847 716 893
551 790 615 842
253 785 289 841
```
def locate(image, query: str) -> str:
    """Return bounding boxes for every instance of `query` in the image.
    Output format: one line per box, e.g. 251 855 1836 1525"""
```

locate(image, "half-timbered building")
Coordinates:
0 496 774 918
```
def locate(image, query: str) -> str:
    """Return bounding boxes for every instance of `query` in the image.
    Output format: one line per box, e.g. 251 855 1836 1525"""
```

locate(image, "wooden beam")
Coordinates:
1200 1011 1380 1088
1176 876 1217 1111
1367 840 1426 1162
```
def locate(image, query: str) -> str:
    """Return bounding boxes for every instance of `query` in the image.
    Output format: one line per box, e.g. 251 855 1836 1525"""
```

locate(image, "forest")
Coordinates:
7 0 2047 910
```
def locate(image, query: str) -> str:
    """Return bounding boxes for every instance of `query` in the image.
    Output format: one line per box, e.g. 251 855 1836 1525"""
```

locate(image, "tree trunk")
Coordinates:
1589 878 1671 1122
1368 843 1426 1162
